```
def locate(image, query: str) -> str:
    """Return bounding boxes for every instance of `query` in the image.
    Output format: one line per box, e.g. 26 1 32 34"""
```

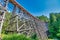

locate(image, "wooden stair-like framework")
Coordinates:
0 0 48 40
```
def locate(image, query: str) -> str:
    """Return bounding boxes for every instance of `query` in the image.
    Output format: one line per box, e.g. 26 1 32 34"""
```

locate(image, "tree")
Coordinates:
37 15 49 22
49 13 60 39
31 33 38 40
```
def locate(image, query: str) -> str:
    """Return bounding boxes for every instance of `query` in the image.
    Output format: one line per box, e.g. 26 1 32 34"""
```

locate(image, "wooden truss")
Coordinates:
0 0 48 40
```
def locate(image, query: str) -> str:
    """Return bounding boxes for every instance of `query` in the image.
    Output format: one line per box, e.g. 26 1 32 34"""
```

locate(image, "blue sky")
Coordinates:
1 0 60 17
15 0 60 17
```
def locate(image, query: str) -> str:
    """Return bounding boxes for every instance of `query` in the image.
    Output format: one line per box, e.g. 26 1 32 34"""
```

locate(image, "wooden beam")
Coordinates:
18 28 33 31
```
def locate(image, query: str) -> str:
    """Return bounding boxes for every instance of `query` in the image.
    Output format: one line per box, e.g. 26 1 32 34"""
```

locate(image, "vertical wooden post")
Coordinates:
35 20 48 40
16 14 18 32
12 5 17 16
0 0 9 40
16 9 20 32
33 20 41 40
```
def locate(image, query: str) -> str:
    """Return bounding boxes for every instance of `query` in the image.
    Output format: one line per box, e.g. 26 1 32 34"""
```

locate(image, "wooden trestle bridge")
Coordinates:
0 0 48 40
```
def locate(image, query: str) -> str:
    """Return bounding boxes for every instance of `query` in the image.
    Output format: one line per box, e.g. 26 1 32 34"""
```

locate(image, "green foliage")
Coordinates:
31 33 39 40
49 13 60 39
37 15 49 22
50 13 57 23
37 13 60 39
2 34 32 40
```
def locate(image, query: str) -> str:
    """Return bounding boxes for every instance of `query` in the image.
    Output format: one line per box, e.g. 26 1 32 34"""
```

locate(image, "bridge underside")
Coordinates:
0 0 48 40
6 13 36 36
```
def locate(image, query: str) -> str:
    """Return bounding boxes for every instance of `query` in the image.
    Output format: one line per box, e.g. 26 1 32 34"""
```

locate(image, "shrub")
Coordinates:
2 34 31 40
31 33 39 40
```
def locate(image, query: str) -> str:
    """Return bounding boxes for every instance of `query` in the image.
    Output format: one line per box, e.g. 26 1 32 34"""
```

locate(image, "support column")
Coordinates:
17 9 22 33
16 9 20 33
10 5 17 23
35 20 48 40
12 5 17 16
30 17 41 40
33 20 41 40
0 0 9 40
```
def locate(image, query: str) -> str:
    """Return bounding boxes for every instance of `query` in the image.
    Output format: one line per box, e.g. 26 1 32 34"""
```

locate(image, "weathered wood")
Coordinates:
18 28 33 31
0 0 48 40
12 5 17 15
0 7 6 40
